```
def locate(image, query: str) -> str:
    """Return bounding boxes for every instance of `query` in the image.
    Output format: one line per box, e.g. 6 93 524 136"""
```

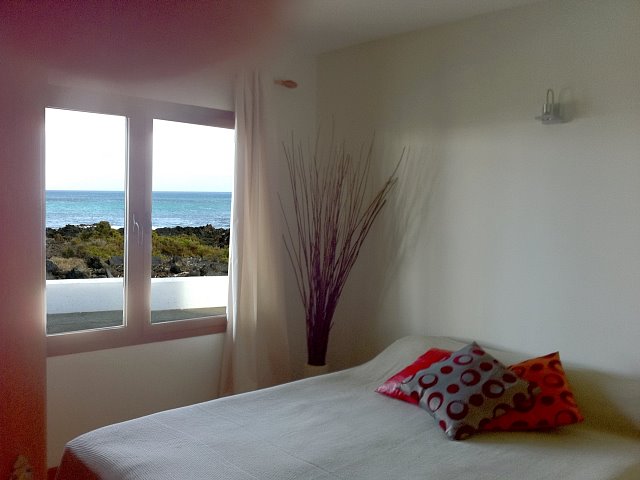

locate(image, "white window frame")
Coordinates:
45 87 233 357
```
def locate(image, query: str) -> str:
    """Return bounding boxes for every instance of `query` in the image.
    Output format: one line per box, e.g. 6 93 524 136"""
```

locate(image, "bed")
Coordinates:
55 336 640 479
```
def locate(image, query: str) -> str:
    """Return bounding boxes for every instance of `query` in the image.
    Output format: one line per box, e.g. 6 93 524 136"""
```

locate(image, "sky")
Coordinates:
45 108 235 192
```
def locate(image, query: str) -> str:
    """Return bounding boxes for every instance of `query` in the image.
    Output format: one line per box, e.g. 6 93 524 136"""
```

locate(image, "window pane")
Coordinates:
45 108 127 334
151 119 234 323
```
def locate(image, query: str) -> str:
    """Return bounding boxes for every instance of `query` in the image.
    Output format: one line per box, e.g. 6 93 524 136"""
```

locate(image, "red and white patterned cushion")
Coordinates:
482 352 583 431
399 342 536 440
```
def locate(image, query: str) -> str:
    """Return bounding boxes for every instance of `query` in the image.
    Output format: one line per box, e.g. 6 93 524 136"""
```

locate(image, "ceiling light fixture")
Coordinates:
274 79 298 89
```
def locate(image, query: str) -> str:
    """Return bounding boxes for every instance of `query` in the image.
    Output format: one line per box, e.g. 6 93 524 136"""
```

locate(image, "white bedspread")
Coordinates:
56 336 640 480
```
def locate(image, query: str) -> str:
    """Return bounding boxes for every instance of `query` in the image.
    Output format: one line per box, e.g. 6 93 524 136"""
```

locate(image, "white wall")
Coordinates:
262 51 318 380
47 334 224 467
0 60 48 478
317 0 640 376
47 64 236 112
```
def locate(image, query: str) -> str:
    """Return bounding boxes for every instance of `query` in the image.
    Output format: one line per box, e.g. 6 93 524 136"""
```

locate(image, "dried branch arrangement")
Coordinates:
281 133 403 366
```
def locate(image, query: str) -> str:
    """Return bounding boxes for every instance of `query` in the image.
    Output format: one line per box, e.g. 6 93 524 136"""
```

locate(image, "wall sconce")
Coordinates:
535 88 563 124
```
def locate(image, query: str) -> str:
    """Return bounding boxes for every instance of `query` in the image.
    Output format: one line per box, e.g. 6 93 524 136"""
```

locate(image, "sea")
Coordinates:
46 190 231 229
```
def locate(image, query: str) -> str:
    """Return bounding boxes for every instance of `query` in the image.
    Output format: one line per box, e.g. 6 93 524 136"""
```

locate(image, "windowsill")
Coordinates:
46 314 227 357
47 306 226 335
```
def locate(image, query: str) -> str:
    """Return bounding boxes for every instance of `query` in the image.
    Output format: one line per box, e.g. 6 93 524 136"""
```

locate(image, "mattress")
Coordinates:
55 336 640 480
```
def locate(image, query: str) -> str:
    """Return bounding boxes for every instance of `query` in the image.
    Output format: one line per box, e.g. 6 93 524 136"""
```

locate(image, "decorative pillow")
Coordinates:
482 352 583 431
376 348 452 404
399 342 536 440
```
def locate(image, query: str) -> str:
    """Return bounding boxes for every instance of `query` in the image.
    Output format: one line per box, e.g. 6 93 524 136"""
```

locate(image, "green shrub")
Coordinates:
49 222 227 264
71 222 124 260
152 231 228 262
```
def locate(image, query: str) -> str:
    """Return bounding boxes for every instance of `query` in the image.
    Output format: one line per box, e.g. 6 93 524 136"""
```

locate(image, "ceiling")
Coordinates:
1 0 547 81
0 0 282 79
283 0 546 55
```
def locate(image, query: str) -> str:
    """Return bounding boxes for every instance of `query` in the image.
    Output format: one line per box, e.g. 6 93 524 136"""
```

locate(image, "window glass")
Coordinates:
45 108 127 334
150 119 234 323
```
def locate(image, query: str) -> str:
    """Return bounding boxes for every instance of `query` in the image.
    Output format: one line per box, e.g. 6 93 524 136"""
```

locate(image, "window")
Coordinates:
46 109 127 335
45 88 234 356
150 120 233 324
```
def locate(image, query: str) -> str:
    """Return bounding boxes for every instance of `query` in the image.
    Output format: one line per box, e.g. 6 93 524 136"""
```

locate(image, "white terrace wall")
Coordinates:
47 276 228 314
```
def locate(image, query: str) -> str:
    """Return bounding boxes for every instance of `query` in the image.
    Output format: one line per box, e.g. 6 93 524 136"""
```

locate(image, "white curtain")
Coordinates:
219 71 291 395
